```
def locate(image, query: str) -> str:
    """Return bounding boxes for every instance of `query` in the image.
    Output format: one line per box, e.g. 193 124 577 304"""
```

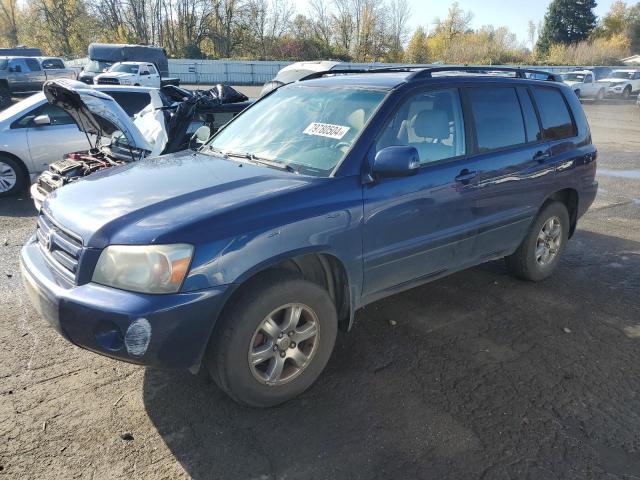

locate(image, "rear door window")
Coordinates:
466 86 526 151
531 87 576 140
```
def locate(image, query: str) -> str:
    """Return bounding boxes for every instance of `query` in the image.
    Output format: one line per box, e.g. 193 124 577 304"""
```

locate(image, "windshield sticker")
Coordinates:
303 122 350 140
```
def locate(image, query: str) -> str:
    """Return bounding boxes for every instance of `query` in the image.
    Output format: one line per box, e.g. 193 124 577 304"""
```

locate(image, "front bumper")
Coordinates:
30 183 45 211
607 85 628 96
21 237 230 369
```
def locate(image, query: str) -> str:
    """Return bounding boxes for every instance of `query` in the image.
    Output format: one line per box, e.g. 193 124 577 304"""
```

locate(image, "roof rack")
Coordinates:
405 66 560 82
298 65 560 83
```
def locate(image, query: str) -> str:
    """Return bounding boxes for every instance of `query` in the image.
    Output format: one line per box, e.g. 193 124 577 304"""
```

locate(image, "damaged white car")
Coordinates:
31 79 251 209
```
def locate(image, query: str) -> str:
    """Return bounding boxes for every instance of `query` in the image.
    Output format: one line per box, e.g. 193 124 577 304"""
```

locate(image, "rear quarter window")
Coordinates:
532 87 576 140
466 86 526 151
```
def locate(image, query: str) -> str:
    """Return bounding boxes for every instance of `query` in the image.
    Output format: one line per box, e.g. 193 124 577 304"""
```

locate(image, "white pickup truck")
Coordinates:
93 61 161 88
560 70 608 100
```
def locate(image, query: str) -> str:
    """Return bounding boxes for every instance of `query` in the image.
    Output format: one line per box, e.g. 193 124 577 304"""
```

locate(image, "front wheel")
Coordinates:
206 270 338 407
0 155 26 197
505 201 570 282
596 88 605 102
622 86 631 100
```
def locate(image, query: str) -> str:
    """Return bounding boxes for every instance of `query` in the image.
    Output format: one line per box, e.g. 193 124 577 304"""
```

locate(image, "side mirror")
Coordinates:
9 65 21 73
192 125 211 145
33 114 51 126
141 71 150 76
372 146 420 179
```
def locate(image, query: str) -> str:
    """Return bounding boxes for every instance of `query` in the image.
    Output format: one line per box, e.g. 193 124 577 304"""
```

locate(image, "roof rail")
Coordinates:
297 65 561 83
406 66 560 82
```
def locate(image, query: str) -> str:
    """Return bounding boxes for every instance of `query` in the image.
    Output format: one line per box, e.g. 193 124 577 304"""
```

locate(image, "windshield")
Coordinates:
611 71 633 79
561 73 586 81
207 85 386 176
109 63 139 74
86 60 112 73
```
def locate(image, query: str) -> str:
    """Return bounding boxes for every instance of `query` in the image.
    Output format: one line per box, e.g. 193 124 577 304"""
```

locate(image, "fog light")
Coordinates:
124 318 152 357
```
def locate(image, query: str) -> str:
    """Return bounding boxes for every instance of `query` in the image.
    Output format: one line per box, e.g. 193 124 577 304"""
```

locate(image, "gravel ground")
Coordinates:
1 101 640 479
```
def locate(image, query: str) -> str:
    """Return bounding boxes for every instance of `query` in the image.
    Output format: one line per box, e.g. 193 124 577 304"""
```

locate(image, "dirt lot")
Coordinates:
1 101 640 480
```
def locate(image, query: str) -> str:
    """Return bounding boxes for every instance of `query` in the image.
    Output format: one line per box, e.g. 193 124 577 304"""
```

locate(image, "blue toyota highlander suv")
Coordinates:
21 67 598 407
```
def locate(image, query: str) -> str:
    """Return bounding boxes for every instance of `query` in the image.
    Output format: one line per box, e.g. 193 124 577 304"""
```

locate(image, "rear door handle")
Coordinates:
533 150 552 162
455 169 478 183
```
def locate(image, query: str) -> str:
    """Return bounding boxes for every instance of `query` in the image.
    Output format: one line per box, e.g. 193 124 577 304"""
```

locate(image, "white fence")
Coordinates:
64 57 621 85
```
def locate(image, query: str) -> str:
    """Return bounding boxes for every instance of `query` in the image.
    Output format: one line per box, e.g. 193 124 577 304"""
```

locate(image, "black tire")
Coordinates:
0 85 11 109
505 201 570 282
0 155 26 197
622 86 631 100
206 270 338 407
596 88 605 102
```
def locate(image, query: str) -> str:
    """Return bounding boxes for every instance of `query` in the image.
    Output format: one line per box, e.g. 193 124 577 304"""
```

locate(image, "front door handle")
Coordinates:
533 150 552 162
455 169 478 183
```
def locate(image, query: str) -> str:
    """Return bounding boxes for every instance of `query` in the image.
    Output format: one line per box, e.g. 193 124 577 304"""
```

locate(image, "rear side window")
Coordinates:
531 87 576 140
42 58 64 69
466 87 526 151
105 91 151 117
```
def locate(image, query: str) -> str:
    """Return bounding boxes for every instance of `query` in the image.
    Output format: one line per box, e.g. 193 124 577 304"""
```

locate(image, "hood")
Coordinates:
95 71 136 80
43 151 319 246
599 77 628 83
43 79 152 151
562 80 579 87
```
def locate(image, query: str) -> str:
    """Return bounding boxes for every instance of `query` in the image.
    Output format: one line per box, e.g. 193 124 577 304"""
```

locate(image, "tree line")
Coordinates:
0 0 637 65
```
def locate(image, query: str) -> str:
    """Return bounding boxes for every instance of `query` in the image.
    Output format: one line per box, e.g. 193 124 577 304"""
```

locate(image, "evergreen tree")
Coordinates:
404 26 429 63
536 0 597 55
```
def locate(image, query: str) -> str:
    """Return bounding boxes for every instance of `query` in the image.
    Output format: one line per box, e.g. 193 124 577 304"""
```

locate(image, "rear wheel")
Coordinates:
207 270 338 407
596 88 605 102
505 201 569 282
0 85 11 109
0 155 26 197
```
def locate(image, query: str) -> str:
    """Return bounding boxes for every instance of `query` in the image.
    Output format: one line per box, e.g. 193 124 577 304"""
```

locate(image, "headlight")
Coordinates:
92 244 194 294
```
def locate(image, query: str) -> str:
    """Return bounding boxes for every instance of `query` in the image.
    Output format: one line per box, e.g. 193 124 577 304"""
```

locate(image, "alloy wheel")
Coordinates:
0 161 17 193
248 303 320 385
535 216 562 265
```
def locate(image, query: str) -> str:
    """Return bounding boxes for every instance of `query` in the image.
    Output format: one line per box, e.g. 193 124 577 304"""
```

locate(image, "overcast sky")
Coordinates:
289 0 618 46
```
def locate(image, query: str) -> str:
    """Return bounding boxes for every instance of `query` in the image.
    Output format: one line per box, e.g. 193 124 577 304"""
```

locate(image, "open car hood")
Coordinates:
43 79 152 151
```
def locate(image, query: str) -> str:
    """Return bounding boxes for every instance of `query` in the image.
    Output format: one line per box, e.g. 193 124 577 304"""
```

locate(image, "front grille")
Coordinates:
97 77 120 85
36 212 83 281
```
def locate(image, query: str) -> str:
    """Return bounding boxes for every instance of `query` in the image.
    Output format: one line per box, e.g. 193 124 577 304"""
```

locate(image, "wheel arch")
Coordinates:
0 150 29 181
545 188 579 238
224 250 354 332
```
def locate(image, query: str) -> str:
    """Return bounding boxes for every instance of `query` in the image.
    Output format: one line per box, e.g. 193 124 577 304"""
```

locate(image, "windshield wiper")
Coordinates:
210 147 295 172
247 154 296 173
